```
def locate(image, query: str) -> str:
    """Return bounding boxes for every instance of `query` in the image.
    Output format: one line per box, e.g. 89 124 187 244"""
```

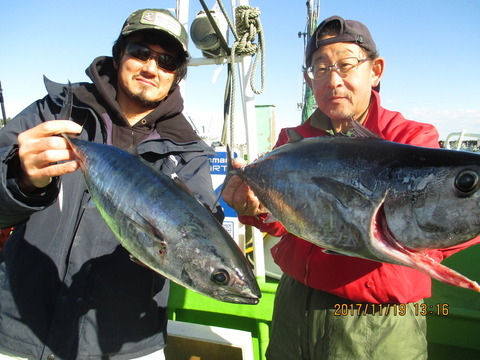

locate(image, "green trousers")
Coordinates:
266 274 427 360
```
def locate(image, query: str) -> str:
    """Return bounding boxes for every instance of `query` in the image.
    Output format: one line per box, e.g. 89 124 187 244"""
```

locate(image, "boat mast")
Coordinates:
175 0 266 278
299 0 319 123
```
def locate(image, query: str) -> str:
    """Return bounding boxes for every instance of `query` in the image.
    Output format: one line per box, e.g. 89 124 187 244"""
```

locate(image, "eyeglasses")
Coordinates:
305 57 370 80
125 43 179 71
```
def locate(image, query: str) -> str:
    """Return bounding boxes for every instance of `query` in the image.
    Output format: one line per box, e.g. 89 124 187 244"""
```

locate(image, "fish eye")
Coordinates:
454 169 479 196
211 269 230 286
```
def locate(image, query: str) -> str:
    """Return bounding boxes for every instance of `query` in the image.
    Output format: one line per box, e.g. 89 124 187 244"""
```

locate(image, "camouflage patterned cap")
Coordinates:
121 9 188 52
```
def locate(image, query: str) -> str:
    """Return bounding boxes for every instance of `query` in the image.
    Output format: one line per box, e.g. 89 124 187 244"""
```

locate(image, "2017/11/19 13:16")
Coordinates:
333 303 449 316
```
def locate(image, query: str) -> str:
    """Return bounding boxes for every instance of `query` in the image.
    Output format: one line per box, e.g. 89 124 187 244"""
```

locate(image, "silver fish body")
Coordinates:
66 136 261 304
230 135 480 292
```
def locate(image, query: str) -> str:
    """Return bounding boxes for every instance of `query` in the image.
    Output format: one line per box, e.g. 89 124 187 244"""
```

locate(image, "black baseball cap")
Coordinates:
305 15 377 67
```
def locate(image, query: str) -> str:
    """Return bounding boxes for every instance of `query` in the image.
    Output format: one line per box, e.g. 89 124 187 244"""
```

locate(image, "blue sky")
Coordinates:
1 0 479 141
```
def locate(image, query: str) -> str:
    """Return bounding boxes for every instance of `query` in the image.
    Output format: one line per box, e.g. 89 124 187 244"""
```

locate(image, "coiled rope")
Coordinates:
232 5 265 95
216 1 266 146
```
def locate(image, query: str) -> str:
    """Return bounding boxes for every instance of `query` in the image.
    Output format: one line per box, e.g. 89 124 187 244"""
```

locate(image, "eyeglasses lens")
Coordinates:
126 43 178 71
307 57 367 80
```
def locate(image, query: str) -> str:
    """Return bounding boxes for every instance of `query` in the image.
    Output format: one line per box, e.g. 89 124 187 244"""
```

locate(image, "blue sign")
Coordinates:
209 149 239 218
208 151 238 175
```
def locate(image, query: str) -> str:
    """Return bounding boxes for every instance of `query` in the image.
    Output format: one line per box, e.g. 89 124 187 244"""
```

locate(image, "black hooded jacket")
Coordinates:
0 57 223 359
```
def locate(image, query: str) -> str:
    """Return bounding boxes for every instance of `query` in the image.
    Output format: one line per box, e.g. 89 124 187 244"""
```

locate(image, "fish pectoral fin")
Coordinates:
311 177 373 209
130 212 168 246
132 219 169 260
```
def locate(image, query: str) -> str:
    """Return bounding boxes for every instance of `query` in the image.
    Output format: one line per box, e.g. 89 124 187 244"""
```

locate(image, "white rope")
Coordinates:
216 1 266 146
232 5 266 95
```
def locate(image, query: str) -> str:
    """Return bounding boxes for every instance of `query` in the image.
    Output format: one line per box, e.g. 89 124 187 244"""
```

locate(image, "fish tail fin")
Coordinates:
226 144 234 174
59 81 73 120
212 144 236 211
61 132 72 144
59 80 85 140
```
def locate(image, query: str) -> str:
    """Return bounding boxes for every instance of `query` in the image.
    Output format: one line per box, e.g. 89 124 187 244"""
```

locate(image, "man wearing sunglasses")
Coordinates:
0 8 223 360
223 15 480 360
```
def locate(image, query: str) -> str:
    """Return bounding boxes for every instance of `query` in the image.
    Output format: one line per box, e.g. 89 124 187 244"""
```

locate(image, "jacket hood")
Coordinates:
84 56 201 143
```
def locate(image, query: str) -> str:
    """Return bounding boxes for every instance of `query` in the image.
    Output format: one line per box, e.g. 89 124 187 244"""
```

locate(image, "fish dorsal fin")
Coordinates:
350 121 382 139
171 173 196 197
285 129 304 143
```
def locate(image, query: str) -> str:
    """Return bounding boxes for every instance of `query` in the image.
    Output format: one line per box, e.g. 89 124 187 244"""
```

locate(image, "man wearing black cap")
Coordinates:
223 15 472 359
0 8 222 360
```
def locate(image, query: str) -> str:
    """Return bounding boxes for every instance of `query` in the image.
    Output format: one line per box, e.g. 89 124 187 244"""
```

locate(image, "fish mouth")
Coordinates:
228 283 262 305
223 280 262 305
373 204 413 255
219 292 260 305
234 297 260 305
371 202 480 292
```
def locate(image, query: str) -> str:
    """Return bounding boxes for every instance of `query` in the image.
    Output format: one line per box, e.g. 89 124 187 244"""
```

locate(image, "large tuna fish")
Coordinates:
60 84 260 304
227 130 480 292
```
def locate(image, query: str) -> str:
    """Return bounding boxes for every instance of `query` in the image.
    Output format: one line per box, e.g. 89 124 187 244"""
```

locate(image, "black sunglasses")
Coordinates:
125 43 179 72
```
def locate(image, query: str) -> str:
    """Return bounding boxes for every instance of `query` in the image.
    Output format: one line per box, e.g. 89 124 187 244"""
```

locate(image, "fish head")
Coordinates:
114 207 262 305
124 208 262 305
178 241 261 304
383 153 480 249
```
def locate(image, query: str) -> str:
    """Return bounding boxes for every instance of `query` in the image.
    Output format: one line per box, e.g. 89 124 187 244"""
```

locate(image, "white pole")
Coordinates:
176 0 190 97
176 0 189 25
236 0 266 279
457 130 466 151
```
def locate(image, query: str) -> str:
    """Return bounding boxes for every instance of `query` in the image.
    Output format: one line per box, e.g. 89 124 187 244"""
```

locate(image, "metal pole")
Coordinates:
176 0 189 98
0 81 6 127
198 0 231 55
236 0 266 280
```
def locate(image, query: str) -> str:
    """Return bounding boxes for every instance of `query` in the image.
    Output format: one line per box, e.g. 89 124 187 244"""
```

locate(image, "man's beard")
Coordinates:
128 88 161 109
